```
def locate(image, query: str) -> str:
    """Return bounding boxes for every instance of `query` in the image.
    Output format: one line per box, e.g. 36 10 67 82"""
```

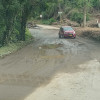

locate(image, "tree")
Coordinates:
83 0 90 27
73 0 91 27
92 0 100 11
18 0 39 41
0 0 99 46
1 0 20 45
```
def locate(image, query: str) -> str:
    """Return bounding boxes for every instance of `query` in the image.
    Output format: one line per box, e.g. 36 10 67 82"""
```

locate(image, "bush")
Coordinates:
25 29 33 40
41 20 51 25
41 18 56 25
68 10 89 26
64 7 72 14
49 18 56 24
0 24 5 46
10 29 20 43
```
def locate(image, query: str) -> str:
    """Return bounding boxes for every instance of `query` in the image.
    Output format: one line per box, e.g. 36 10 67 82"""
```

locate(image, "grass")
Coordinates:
0 29 34 58
34 18 56 25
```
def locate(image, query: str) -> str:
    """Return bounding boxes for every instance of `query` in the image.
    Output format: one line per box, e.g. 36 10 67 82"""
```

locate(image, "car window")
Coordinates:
63 27 73 31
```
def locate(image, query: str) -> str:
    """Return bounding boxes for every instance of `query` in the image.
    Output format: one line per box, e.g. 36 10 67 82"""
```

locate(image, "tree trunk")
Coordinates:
2 31 7 46
20 16 26 41
1 8 10 45
20 10 27 41
83 4 87 27
59 3 62 24
2 19 11 45
20 4 29 41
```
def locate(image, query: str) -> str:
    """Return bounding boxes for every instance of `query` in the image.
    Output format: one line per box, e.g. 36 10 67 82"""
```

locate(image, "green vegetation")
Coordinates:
0 0 100 47
40 18 56 25
0 29 33 57
68 10 89 26
0 0 37 46
33 0 99 26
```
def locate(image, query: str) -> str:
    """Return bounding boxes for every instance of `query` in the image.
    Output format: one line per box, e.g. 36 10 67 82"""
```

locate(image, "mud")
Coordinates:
0 25 100 100
41 44 63 49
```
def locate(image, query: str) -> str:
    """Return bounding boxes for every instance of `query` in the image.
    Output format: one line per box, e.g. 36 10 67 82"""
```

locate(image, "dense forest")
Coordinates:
0 0 100 46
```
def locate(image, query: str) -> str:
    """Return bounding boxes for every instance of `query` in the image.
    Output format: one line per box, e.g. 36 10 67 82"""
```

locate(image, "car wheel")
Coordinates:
73 36 76 39
59 34 61 38
61 34 64 38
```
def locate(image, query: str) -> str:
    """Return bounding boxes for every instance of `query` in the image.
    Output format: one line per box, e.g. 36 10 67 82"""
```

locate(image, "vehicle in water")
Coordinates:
59 26 76 38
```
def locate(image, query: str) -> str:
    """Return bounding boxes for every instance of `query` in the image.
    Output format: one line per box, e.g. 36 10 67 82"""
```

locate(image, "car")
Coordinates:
58 26 76 39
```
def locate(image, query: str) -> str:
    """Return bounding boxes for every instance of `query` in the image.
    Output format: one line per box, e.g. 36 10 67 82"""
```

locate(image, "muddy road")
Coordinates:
0 25 100 100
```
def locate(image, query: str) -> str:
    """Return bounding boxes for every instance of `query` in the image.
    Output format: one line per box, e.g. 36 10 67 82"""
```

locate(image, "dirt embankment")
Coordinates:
74 27 100 41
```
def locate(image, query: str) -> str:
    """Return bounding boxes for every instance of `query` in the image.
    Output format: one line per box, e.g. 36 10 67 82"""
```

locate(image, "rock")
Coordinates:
39 47 42 49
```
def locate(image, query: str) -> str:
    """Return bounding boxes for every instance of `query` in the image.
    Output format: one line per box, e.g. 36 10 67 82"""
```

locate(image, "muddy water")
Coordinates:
0 27 100 100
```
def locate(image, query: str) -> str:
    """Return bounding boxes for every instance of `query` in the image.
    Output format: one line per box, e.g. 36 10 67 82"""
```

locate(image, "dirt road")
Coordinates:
0 25 100 100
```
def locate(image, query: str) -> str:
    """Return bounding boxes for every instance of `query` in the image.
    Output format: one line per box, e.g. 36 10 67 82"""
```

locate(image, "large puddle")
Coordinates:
41 44 63 49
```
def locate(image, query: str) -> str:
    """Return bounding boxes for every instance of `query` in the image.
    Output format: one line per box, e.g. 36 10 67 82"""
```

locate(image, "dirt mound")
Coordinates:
87 19 98 27
52 18 79 27
74 27 100 41
63 19 80 27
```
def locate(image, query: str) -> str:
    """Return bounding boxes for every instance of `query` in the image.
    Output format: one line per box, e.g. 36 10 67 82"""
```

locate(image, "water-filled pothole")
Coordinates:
41 43 63 49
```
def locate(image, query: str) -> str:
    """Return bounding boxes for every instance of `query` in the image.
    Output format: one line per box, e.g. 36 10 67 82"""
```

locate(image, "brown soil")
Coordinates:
73 27 100 41
0 25 100 100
